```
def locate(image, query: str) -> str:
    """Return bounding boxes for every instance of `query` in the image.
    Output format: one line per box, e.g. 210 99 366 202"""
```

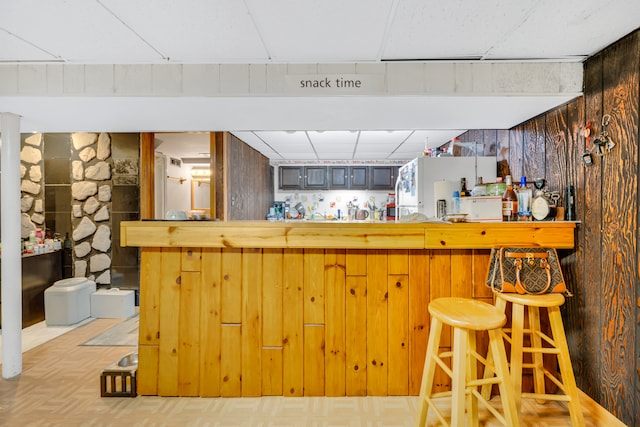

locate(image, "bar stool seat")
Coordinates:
415 297 519 427
487 293 584 427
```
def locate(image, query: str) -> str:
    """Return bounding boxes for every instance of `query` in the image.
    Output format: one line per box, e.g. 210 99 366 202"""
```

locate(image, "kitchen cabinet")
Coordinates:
304 166 328 189
329 166 368 189
349 166 369 189
279 166 304 189
369 166 398 190
281 165 397 191
328 166 348 189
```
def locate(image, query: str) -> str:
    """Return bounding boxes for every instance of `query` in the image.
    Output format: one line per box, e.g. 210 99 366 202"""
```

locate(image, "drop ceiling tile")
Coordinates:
1 0 162 63
245 0 395 61
101 0 269 62
359 130 412 144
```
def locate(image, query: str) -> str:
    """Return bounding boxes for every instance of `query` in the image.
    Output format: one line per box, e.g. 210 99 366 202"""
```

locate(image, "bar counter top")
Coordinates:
121 220 576 249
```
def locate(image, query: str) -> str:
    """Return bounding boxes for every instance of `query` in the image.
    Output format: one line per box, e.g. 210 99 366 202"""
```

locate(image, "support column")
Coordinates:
1 112 23 378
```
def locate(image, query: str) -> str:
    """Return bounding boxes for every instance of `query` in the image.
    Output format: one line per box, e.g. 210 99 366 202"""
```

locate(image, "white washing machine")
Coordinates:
44 277 96 326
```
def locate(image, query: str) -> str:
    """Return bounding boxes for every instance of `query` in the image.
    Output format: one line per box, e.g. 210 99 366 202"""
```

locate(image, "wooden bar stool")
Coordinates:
415 297 519 427
487 293 584 427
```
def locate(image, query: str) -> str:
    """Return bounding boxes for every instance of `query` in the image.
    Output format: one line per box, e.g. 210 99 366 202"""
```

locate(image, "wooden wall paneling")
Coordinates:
450 249 473 298
599 32 639 424
137 345 159 396
262 249 283 346
220 324 242 396
226 133 273 220
483 129 498 156
208 133 217 218
346 249 367 276
304 249 325 324
139 132 154 219
581 52 604 401
157 248 181 396
261 348 283 396
139 248 161 346
387 274 409 395
241 248 263 396
178 271 201 396
324 249 346 396
562 98 586 384
283 249 304 396
212 132 226 220
509 125 525 179
261 250 284 390
388 250 409 275
181 247 201 272
544 106 570 193
138 247 161 394
366 250 388 395
303 324 325 395
429 250 452 392
496 129 511 178
523 114 547 180
472 249 493 299
345 275 367 395
221 249 242 323
408 250 430 395
200 248 222 397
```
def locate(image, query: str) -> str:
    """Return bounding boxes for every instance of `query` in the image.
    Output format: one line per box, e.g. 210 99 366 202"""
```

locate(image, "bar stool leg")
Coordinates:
509 300 525 411
416 317 443 427
480 297 508 401
451 326 469 427
527 305 546 402
548 306 585 427
488 328 520 427
467 330 479 427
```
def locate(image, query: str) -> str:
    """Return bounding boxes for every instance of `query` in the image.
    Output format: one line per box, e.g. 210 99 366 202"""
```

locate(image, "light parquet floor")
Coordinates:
0 318 627 426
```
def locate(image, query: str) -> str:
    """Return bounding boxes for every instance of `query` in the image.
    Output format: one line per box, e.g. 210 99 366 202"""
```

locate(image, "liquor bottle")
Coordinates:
565 185 575 221
502 175 518 221
459 178 470 197
517 176 532 221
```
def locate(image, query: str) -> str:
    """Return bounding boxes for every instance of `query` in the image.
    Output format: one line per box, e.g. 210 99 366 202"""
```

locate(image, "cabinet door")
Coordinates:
349 166 369 189
369 166 397 190
279 166 303 189
304 166 328 189
329 166 348 189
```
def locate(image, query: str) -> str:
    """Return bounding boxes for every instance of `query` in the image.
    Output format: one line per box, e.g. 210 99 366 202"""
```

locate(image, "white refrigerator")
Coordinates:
395 156 497 218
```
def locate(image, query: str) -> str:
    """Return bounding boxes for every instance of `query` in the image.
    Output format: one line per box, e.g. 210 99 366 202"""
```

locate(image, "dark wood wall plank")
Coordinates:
581 51 605 402
226 133 273 220
597 31 639 424
523 115 546 181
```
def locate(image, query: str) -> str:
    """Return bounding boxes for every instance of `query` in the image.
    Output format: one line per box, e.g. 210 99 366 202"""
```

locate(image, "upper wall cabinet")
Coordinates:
279 165 398 191
279 166 328 190
370 166 398 190
279 166 304 189
304 166 328 189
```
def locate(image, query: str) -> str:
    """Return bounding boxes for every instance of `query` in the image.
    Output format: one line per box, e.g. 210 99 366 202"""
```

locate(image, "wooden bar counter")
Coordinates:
121 220 575 397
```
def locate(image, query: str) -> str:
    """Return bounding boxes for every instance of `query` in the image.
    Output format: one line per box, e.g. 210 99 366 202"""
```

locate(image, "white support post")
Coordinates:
1 112 23 378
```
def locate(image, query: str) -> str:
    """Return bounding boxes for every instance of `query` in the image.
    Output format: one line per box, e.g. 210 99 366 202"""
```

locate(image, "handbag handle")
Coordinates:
514 257 551 294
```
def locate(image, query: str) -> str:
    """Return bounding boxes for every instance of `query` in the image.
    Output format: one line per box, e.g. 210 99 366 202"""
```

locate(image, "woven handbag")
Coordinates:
486 246 571 295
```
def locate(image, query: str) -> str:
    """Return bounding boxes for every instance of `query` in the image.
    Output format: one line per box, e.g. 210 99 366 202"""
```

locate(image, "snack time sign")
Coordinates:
285 74 385 94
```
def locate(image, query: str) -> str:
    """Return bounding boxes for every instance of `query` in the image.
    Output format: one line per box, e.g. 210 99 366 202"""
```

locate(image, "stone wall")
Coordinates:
20 133 45 238
70 132 113 285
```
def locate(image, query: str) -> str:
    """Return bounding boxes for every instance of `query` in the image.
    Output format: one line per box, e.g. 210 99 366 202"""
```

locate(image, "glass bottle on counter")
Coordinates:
502 175 518 221
459 177 470 197
517 176 532 221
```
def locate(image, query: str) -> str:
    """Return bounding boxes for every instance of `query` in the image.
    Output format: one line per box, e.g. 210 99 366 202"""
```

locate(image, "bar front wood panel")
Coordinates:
137 246 496 397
